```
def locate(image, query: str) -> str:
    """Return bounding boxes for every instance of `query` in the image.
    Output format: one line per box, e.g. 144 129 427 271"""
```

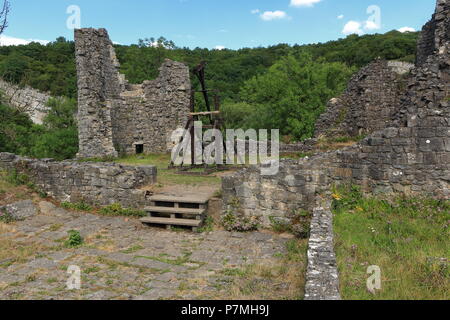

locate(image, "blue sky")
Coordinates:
0 0 436 49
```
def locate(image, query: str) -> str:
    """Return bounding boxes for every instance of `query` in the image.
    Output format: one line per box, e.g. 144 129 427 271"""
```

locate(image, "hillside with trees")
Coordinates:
0 30 418 158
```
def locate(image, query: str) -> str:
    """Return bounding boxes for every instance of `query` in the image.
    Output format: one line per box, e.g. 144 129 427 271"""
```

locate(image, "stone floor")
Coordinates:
0 201 300 300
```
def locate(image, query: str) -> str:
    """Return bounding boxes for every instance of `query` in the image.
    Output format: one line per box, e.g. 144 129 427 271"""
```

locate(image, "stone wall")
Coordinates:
75 28 191 159
222 155 335 228
0 79 51 124
304 199 341 300
112 60 191 155
416 0 449 66
0 152 157 208
314 59 413 138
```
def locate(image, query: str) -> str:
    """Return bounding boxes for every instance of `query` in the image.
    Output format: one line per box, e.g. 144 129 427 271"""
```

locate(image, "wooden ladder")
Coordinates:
140 195 209 232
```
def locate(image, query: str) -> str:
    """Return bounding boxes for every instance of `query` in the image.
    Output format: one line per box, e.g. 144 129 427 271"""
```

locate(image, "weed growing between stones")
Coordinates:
0 207 14 224
99 203 146 218
64 230 83 248
221 211 259 232
197 216 214 233
269 209 311 238
61 201 93 212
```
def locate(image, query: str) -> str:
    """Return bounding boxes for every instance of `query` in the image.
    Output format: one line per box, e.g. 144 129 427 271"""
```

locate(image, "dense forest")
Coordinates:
0 30 418 159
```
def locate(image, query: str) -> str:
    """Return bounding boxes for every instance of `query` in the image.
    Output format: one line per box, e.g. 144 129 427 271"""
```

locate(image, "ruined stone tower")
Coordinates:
75 28 191 159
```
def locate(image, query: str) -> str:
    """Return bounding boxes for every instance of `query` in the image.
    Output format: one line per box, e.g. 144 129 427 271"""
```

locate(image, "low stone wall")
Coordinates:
304 200 341 300
0 79 51 124
0 153 157 208
222 154 336 228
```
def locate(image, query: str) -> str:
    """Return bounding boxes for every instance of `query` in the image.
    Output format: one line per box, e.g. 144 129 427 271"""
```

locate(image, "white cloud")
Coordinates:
290 0 321 7
251 9 260 14
260 10 289 21
338 14 344 19
0 35 50 46
342 21 363 35
364 20 380 31
398 26 415 33
214 45 226 50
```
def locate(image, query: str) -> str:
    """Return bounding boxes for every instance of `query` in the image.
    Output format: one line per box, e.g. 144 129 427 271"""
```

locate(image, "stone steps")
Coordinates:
140 195 209 231
144 206 205 216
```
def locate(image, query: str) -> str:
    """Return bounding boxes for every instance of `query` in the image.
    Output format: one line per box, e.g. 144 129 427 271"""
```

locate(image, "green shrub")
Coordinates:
64 230 83 248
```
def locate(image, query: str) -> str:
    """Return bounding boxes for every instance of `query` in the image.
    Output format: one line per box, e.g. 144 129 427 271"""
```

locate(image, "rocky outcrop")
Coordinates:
0 79 51 124
0 152 157 208
75 28 191 159
0 200 37 221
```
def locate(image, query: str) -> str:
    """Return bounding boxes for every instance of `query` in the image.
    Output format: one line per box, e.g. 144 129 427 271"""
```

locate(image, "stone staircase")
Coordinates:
140 195 209 232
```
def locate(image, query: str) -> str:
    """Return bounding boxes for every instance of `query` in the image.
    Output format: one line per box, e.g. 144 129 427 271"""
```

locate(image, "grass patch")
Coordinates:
61 201 93 212
333 185 450 300
99 203 146 218
115 153 222 187
218 239 308 300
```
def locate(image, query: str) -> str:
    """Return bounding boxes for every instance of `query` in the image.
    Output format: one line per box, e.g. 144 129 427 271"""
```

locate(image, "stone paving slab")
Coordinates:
0 201 296 300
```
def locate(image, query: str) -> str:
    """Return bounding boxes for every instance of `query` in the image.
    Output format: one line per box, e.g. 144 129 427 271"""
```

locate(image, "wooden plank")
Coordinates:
140 217 202 227
149 195 209 205
189 111 220 116
144 206 205 216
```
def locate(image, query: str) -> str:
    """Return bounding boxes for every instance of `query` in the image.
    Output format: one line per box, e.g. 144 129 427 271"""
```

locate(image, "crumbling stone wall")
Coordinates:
75 28 191 159
0 152 157 208
0 79 51 124
314 59 413 138
112 60 191 155
75 28 123 159
416 0 449 66
222 156 335 228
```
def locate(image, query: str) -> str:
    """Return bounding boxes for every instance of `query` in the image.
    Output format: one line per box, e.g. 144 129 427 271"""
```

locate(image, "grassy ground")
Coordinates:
333 186 449 300
207 238 309 300
115 154 223 187
0 171 40 206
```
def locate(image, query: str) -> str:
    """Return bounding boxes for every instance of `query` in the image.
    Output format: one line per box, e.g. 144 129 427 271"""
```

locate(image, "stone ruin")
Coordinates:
222 0 449 300
75 28 191 159
0 0 447 301
314 59 414 138
224 0 449 223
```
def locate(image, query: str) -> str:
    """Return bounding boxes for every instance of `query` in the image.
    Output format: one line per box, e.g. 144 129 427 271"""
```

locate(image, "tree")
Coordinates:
226 53 356 141
0 0 10 35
